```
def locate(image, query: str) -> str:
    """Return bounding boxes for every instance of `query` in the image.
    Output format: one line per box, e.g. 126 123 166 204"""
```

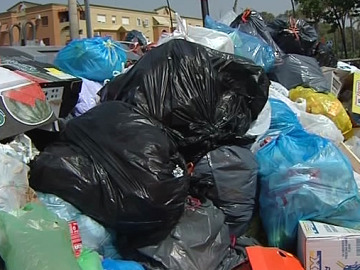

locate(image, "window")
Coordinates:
136 18 141 26
122 17 130 25
79 11 86 20
143 18 149 27
97 14 106 23
42 38 50 45
112 16 116 24
58 11 69 23
196 24 201 27
41 16 48 26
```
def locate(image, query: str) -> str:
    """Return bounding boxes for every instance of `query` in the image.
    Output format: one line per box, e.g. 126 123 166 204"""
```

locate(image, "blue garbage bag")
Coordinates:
37 193 121 259
102 258 145 270
256 99 360 251
205 16 275 72
54 37 127 82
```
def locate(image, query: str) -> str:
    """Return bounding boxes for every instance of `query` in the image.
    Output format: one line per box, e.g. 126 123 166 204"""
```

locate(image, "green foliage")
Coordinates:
260 11 275 23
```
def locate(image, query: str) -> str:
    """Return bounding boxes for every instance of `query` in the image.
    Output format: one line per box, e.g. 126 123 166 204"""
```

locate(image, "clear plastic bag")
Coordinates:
37 192 120 259
205 15 275 72
0 149 29 213
158 14 234 54
54 37 127 82
256 99 360 251
345 136 360 159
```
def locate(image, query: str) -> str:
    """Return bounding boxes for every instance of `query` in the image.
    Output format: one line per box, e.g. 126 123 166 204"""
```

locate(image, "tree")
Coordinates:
260 11 275 23
295 0 359 58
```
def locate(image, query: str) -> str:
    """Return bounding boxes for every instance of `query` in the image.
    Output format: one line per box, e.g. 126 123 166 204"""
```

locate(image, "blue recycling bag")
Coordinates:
256 99 360 251
205 16 275 72
54 37 127 82
102 259 145 270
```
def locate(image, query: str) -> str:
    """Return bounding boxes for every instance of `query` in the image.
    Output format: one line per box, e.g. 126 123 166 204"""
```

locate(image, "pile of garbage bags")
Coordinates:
0 6 360 270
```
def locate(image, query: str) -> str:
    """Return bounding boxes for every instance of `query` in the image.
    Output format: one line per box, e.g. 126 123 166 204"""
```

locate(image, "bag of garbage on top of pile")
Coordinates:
268 81 344 145
30 101 189 249
191 146 259 237
256 99 360 251
205 15 275 72
54 37 127 82
267 17 318 56
289 86 352 135
269 54 330 93
158 13 235 55
100 39 269 163
136 198 238 270
0 203 82 270
230 9 283 58
37 192 120 259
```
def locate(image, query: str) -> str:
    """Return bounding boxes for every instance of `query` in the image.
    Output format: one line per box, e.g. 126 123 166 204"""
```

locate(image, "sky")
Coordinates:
0 0 293 18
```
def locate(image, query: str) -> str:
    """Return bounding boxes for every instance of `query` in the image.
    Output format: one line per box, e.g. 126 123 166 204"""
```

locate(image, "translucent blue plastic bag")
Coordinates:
205 16 275 72
38 193 120 259
54 37 127 82
256 99 360 251
102 259 145 270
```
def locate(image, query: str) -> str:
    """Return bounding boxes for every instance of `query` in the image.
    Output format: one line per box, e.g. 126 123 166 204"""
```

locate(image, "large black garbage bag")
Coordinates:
269 54 329 92
267 18 318 56
230 9 282 58
191 146 259 237
136 198 237 270
100 39 269 163
30 101 189 248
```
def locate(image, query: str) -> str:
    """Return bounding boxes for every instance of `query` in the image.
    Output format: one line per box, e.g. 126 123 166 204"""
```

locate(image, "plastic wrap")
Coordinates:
256 99 360 251
159 14 234 54
138 199 232 270
192 146 259 237
54 37 127 82
0 149 29 212
267 18 318 56
289 86 352 135
37 192 120 259
269 54 329 93
0 203 81 270
230 9 282 57
100 39 269 163
205 16 275 72
30 101 189 249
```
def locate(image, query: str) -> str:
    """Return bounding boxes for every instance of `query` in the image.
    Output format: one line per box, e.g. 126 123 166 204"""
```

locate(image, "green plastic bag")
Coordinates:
78 248 103 270
0 203 82 270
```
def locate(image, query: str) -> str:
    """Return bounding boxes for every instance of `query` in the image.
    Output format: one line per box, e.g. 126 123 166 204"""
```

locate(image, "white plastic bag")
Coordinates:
246 100 271 137
218 10 238 26
158 13 234 54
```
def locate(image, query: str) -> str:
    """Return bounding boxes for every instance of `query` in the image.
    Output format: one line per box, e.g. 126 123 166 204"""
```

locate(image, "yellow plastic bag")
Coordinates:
289 86 352 135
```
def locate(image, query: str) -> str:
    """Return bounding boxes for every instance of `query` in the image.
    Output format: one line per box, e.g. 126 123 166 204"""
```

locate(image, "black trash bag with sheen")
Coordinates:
29 101 189 248
191 146 259 237
230 9 283 58
100 39 269 163
267 18 318 56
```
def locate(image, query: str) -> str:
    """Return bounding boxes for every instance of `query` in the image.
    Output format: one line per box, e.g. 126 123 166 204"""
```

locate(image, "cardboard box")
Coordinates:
0 55 82 118
339 142 360 174
298 220 360 270
0 67 56 140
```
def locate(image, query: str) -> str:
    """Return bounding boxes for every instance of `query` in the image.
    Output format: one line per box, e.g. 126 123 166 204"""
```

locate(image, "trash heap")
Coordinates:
0 8 360 270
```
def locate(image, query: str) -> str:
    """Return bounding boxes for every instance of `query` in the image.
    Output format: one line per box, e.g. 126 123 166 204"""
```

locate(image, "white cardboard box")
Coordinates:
298 220 360 270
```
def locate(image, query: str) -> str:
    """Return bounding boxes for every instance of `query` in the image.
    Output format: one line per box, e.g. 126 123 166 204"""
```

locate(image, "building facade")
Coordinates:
0 1 202 46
